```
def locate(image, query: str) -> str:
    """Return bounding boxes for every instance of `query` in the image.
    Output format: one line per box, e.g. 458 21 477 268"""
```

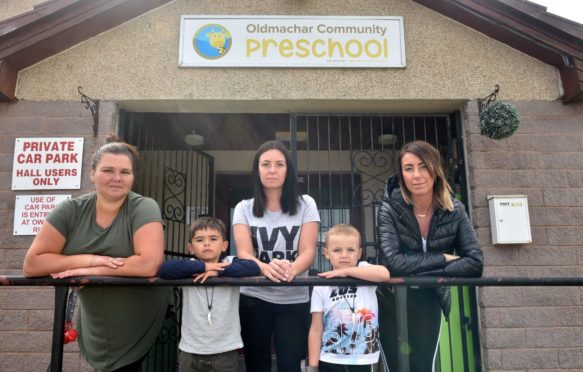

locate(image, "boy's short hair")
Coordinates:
325 224 361 247
189 216 227 241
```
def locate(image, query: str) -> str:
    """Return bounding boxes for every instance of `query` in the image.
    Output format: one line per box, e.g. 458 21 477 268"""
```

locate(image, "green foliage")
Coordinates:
479 102 520 140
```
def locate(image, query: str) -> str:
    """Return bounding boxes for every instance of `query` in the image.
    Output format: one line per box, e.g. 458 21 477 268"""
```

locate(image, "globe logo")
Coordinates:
193 24 232 59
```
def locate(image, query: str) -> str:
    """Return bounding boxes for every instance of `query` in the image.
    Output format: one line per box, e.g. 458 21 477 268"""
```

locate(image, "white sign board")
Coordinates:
13 194 71 235
179 16 406 68
12 138 84 190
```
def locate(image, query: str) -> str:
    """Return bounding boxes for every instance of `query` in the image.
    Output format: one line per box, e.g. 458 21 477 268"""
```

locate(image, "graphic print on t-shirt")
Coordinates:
250 225 300 262
322 286 379 356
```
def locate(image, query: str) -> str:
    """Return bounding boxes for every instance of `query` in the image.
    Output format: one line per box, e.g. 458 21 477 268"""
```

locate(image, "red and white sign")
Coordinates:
12 138 84 190
13 194 71 235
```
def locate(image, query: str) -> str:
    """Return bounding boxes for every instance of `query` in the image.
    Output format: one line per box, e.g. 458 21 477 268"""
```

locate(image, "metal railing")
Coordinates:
2 275 583 372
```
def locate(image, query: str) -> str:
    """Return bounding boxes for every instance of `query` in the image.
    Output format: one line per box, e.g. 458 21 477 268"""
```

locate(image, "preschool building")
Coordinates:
0 0 582 370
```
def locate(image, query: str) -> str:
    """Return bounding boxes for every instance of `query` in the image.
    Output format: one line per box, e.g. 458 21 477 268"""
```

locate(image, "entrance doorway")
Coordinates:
120 110 481 371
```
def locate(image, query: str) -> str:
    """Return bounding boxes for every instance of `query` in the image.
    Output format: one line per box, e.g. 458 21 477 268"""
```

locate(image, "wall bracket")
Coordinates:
478 84 499 114
78 86 99 137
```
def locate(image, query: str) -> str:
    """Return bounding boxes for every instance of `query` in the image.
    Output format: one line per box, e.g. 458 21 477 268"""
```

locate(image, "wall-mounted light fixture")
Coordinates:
184 130 204 147
378 134 397 146
274 131 307 142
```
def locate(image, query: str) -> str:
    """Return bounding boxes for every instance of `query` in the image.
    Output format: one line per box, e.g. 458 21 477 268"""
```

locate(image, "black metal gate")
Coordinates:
290 113 480 372
121 111 215 257
120 111 215 371
118 110 480 371
290 114 453 268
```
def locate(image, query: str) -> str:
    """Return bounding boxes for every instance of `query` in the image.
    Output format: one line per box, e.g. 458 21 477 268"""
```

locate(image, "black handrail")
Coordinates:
5 275 583 287
3 275 583 372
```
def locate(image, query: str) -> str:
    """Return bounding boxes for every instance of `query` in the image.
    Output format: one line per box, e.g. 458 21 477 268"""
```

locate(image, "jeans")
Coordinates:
178 350 238 372
377 287 442 372
239 294 310 372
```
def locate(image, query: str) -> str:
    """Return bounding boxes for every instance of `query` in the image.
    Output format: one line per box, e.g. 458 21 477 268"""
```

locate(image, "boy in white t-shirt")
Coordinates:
308 224 390 372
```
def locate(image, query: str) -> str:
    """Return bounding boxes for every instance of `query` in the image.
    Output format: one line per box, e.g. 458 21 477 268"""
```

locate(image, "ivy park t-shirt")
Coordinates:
46 192 172 371
232 195 320 304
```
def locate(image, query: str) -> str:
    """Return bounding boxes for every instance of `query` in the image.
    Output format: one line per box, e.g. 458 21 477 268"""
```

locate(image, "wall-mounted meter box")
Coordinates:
487 195 532 245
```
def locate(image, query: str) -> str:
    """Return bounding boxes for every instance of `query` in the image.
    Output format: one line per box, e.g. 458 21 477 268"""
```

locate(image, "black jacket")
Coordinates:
376 175 483 315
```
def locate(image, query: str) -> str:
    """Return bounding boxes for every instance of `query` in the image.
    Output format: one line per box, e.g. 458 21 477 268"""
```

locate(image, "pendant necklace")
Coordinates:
204 286 214 327
341 290 357 325
414 204 432 218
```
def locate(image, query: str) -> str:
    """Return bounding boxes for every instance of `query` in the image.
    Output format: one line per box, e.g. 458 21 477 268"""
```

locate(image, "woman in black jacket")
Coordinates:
376 140 483 372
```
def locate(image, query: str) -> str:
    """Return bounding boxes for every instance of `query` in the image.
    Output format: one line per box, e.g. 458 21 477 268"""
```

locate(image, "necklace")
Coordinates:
413 204 432 218
204 287 214 327
341 289 357 325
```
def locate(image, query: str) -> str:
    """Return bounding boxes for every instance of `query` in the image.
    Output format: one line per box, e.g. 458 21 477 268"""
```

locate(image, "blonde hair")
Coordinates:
398 140 454 211
325 224 362 248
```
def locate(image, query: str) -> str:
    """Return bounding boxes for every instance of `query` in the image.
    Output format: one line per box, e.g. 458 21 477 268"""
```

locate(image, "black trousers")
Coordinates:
239 294 310 372
319 360 375 372
377 287 442 372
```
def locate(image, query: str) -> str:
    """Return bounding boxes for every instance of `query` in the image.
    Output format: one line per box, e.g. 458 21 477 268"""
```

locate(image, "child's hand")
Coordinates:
204 262 229 272
193 270 219 283
317 268 348 278
191 262 229 283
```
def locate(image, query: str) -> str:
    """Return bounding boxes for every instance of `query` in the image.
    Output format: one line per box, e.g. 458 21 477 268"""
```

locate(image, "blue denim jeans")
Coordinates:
178 349 238 372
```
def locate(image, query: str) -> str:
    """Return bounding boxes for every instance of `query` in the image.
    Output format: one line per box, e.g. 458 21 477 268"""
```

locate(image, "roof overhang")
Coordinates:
0 0 172 101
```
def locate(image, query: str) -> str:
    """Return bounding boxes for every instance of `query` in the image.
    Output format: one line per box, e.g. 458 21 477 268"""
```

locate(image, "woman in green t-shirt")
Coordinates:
23 137 171 372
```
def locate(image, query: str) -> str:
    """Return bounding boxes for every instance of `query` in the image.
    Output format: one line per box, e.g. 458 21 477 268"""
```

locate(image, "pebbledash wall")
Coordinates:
0 0 582 371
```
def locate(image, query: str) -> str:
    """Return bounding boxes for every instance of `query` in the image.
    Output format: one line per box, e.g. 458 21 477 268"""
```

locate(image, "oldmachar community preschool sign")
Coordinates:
12 137 84 190
179 16 405 68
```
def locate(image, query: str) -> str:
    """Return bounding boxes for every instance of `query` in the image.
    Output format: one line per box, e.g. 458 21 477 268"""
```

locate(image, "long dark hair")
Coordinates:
397 140 454 211
251 140 300 217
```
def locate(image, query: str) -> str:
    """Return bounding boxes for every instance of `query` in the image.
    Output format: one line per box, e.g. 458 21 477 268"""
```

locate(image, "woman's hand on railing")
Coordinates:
90 256 125 269
51 267 97 279
260 259 291 282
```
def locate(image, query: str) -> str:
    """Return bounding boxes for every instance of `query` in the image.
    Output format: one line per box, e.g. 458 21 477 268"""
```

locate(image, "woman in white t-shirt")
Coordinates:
233 140 320 372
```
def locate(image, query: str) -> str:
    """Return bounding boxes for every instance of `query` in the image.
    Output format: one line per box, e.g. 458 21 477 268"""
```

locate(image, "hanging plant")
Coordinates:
479 101 520 140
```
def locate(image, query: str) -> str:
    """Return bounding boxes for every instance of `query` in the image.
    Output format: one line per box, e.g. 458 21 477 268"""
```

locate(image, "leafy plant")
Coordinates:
479 102 520 139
